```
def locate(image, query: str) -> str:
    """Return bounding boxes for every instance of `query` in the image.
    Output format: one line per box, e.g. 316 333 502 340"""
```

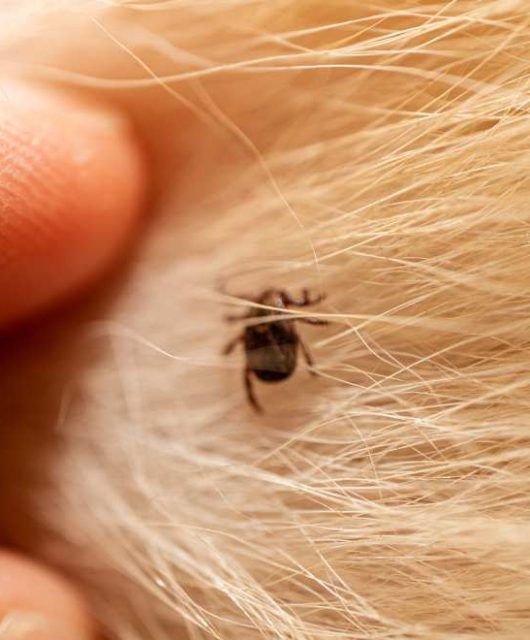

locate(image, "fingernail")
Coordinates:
0 612 81 640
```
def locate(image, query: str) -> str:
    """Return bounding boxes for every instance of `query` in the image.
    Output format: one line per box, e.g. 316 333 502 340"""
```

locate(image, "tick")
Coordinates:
223 288 328 412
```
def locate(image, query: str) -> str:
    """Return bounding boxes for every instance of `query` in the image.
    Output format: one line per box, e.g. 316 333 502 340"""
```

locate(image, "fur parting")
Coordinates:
2 1 530 639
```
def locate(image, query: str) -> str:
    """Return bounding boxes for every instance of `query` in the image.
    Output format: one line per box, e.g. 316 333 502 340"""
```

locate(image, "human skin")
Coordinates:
0 82 147 638
0 82 146 329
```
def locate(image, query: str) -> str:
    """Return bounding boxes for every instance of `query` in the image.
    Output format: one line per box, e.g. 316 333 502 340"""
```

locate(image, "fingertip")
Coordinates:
0 81 148 329
0 550 94 639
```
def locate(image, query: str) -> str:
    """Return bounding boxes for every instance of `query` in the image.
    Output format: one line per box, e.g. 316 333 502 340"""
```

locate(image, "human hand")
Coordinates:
0 81 147 639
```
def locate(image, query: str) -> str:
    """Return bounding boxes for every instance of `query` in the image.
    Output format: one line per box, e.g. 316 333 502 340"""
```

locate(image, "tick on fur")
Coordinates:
223 288 328 413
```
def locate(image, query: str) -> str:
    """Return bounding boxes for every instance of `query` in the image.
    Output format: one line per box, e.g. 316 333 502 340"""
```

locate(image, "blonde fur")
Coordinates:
1 1 530 639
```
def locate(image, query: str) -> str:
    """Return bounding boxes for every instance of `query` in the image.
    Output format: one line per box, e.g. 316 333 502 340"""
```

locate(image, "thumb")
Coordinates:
0 81 147 329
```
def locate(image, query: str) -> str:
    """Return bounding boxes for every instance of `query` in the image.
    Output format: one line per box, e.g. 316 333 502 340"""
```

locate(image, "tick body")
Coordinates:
223 289 327 412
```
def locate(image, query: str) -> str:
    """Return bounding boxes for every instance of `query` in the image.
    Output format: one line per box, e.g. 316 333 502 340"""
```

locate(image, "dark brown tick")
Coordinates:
223 288 328 413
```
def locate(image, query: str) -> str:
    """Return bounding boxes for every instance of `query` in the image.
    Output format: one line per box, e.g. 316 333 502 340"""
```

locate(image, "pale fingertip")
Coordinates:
0 611 85 640
0 552 94 640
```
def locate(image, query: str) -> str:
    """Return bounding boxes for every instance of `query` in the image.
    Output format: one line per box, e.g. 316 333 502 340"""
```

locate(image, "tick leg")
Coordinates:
281 288 326 307
244 366 263 413
298 317 329 326
299 337 317 376
223 334 243 355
